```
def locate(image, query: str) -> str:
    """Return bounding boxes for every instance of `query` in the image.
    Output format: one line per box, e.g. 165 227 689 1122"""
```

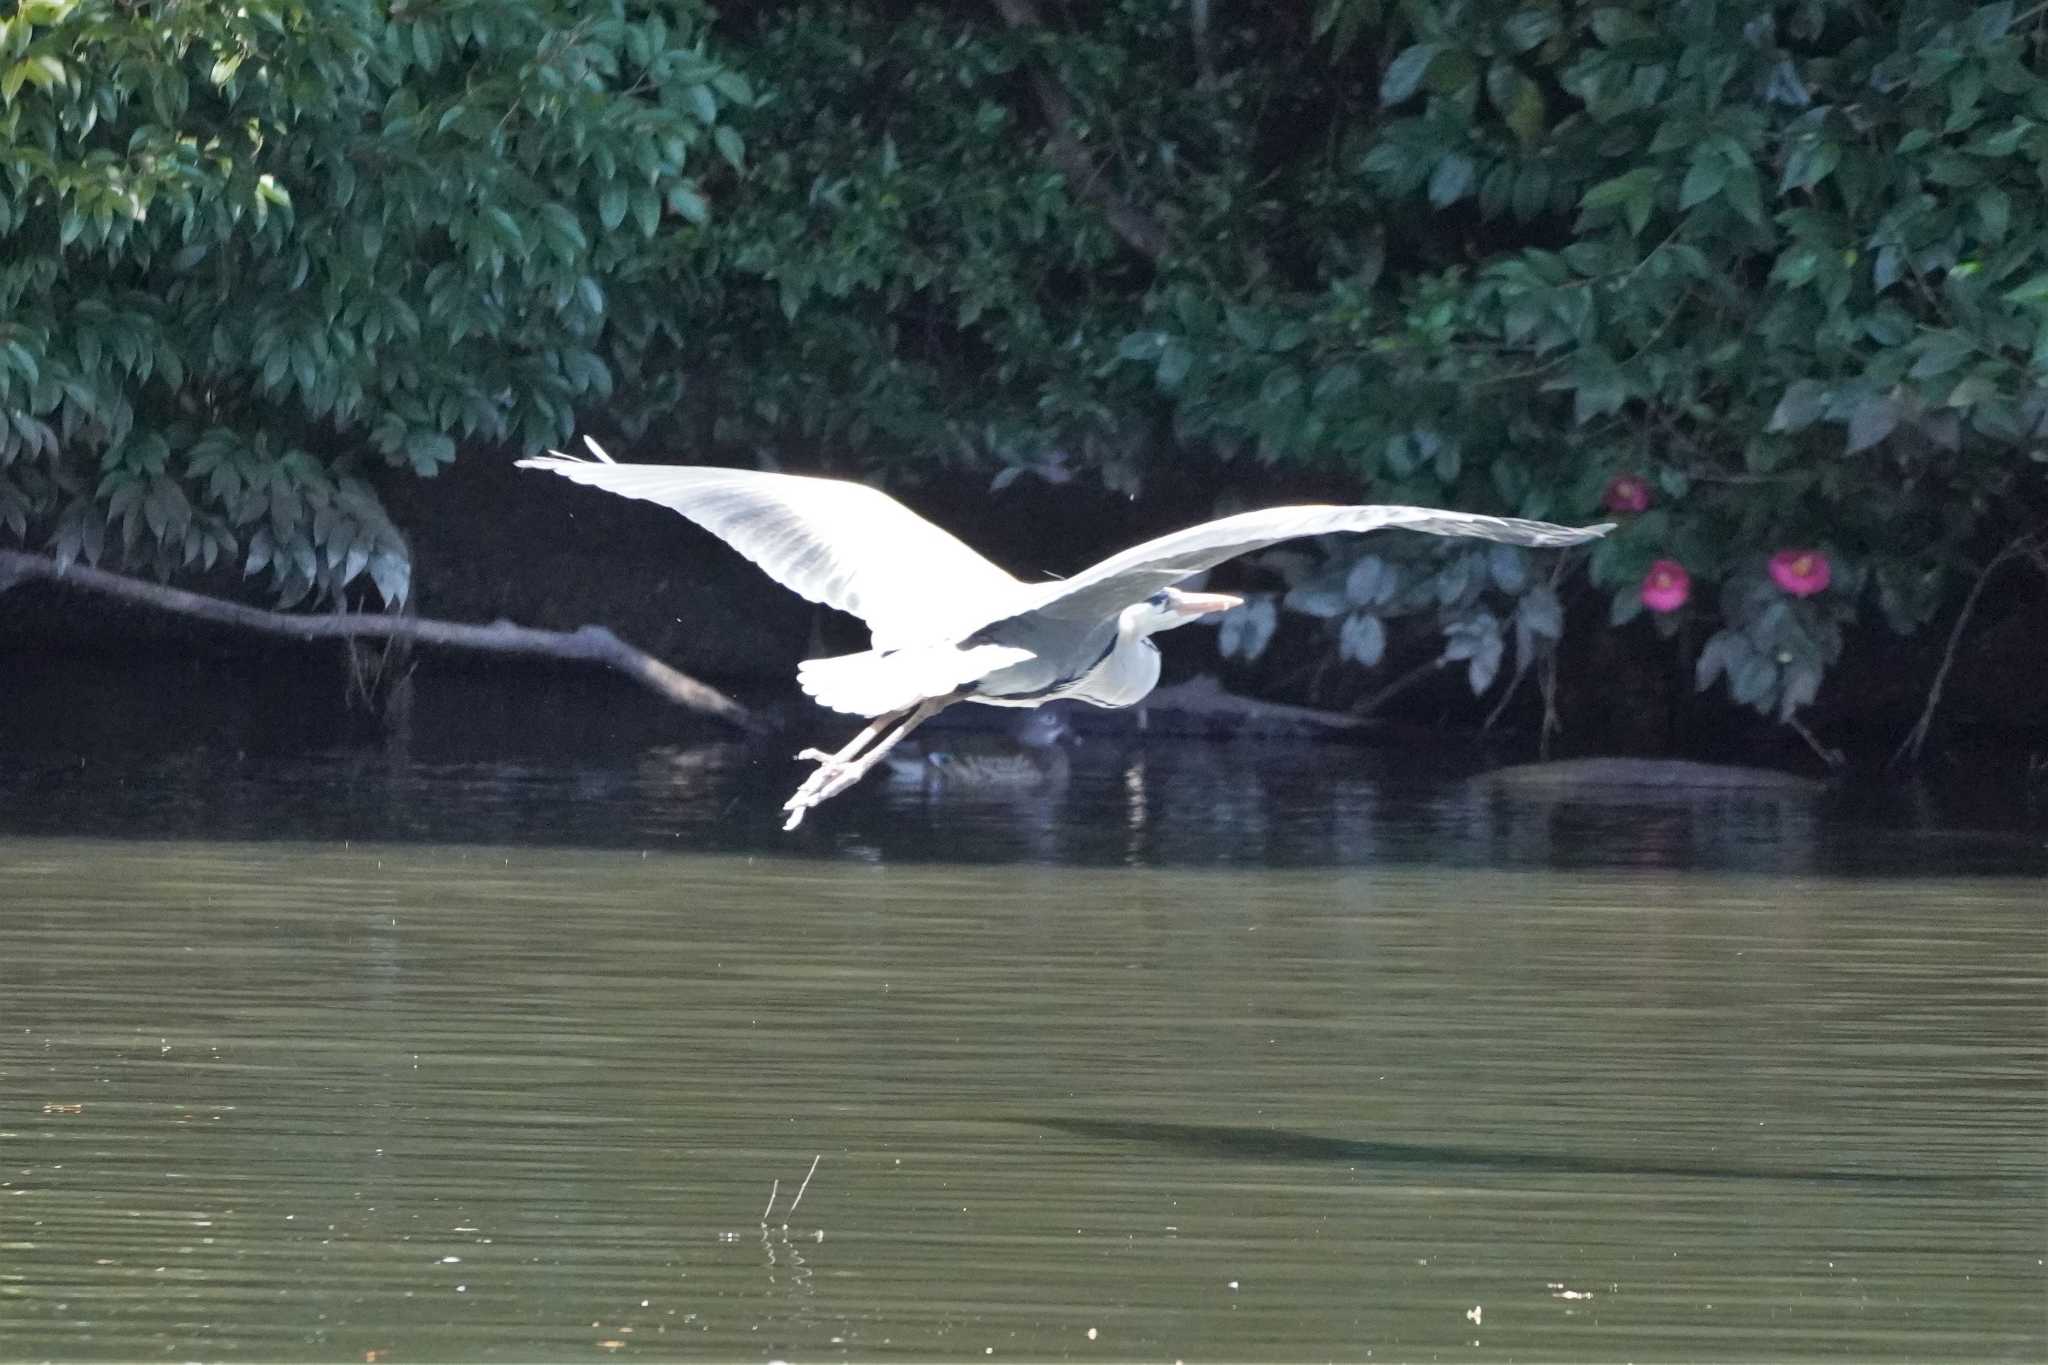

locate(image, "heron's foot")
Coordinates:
781 773 835 830
778 701 944 832
785 762 864 809
780 751 872 830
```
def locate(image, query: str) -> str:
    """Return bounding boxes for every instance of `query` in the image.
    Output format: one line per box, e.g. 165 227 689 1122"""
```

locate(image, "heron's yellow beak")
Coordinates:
1170 591 1243 618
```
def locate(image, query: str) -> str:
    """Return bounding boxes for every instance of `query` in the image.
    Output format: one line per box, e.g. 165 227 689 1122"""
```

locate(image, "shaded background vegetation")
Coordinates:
2 0 2044 758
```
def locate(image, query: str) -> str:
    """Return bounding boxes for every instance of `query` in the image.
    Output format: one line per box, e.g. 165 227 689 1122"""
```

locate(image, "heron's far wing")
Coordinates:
1011 504 1614 623
518 453 1025 647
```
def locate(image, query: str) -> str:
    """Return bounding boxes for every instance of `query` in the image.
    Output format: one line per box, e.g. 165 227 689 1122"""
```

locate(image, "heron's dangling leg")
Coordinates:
793 707 902 768
783 697 953 830
781 708 907 829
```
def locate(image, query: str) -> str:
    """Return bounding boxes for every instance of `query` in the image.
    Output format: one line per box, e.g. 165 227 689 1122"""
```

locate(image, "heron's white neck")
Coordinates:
1063 613 1162 709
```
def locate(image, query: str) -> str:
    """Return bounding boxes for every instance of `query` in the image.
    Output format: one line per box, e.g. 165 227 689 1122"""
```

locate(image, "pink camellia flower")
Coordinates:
1639 558 1691 613
1603 473 1653 514
1768 549 1832 597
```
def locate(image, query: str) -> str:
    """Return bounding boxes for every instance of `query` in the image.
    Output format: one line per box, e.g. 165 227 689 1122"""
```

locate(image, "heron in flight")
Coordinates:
520 440 1612 829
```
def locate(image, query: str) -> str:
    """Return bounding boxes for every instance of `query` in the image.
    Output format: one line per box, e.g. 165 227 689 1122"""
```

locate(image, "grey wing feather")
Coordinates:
1009 504 1614 623
517 452 1026 648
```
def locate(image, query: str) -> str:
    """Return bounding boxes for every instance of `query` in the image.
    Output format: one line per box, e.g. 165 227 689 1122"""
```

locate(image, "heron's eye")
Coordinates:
1147 592 1168 609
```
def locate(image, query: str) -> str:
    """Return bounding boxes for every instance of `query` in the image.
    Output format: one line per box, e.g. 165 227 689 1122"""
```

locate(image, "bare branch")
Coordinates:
1785 715 1844 770
989 0 1170 262
1891 532 2041 769
1354 657 1448 718
1189 0 1218 91
0 549 759 732
1536 650 1561 760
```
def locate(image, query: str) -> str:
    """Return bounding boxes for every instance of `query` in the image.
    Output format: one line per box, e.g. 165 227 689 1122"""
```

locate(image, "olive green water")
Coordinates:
1 728 2045 1360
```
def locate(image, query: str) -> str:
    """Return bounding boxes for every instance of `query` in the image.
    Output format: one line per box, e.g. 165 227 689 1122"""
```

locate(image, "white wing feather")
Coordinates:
1004 504 1613 624
796 642 1037 716
517 447 1027 649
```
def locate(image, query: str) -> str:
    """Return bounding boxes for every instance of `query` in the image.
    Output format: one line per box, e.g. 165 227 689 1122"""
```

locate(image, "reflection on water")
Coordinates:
1 728 2044 877
1028 1117 1981 1186
0 679 2044 1359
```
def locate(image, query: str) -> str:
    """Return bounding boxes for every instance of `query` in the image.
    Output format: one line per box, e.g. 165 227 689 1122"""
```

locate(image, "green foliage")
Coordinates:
7 0 2042 738
689 0 2045 727
0 0 740 604
1115 0 2046 721
640 5 1144 475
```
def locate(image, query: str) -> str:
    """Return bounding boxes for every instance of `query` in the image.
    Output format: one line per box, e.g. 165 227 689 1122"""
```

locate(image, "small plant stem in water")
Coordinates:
786 1155 822 1220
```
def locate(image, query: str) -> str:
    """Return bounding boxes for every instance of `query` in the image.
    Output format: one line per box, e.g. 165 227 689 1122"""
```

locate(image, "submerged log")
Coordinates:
0 549 758 732
1477 756 1826 794
1123 674 1371 737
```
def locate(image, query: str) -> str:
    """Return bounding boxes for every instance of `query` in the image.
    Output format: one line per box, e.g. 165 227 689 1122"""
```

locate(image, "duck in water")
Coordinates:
885 708 1074 790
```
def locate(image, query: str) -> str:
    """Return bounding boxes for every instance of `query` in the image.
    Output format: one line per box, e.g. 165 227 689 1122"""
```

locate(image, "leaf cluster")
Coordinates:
696 1 2045 724
1 0 741 604
8 0 2042 737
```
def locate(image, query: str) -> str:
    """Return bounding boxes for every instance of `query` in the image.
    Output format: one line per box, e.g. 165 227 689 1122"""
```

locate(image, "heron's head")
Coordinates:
1018 708 1073 749
1123 587 1244 637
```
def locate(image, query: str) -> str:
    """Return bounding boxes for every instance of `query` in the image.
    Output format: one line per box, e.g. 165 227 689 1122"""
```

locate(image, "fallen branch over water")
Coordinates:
0 549 758 732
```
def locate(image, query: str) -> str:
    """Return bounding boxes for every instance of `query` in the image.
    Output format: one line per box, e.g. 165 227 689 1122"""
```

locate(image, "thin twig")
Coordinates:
784 1155 821 1221
0 549 759 731
1785 715 1844 770
761 1178 780 1224
1482 660 1528 731
1891 533 2038 769
1537 650 1561 759
1354 657 1448 717
1188 0 1218 91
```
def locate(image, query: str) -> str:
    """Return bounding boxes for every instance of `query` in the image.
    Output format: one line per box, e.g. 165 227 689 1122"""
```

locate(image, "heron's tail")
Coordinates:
797 643 1034 717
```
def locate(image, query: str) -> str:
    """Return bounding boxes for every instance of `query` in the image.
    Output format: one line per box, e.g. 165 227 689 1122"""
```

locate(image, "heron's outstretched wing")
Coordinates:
1006 504 1613 624
518 445 1025 648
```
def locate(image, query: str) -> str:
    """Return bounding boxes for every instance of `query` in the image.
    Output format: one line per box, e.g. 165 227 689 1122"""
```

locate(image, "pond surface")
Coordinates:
2 685 2044 1360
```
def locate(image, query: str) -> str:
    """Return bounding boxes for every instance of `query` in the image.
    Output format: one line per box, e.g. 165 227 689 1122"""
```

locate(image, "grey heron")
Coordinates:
519 439 1613 829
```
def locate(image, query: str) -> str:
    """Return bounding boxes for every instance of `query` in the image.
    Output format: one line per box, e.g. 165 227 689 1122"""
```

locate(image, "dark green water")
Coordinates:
2 726 2044 1360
